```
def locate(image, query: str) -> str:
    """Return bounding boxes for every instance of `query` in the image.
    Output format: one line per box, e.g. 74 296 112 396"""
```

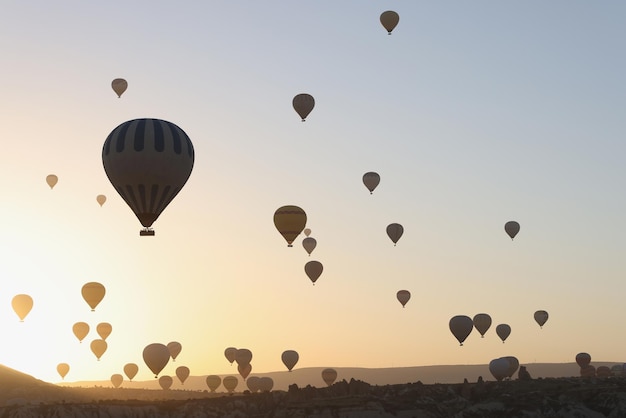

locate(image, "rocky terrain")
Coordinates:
3 364 626 417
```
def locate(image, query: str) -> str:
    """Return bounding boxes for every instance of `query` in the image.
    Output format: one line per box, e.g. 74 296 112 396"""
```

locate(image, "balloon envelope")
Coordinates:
102 118 195 235
504 221 520 240
449 315 473 346
96 322 112 340
362 172 380 194
386 223 404 245
238 363 252 380
167 341 182 361
258 377 274 392
224 347 237 364
302 237 317 256
159 375 173 390
281 350 299 371
81 282 105 311
274 205 307 246
380 10 400 34
11 294 33 321
143 343 170 377
111 374 123 388
72 322 89 343
235 348 253 367
292 93 315 121
472 313 492 337
503 356 519 378
396 290 410 308
496 324 511 342
111 78 128 97
57 363 70 379
90 339 107 360
305 260 323 284
534 310 549 328
206 375 221 392
222 376 238 392
46 174 58 189
96 194 106 206
176 366 190 384
576 352 591 368
124 363 139 381
246 376 261 392
303 228 311 237
489 358 510 381
322 368 337 386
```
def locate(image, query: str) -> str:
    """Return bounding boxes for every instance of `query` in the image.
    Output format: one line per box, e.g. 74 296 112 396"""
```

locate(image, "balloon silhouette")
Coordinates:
258 377 274 392
303 228 311 237
167 341 182 361
472 313 492 338
292 93 315 121
46 174 58 189
504 221 520 240
90 339 108 360
362 172 380 194
96 194 106 207
489 358 510 381
224 347 237 365
302 237 317 256
111 78 128 98
176 366 190 384
386 223 404 246
235 348 252 367
11 294 33 321
238 363 252 380
274 205 307 246
281 350 299 371
496 324 511 343
143 343 170 377
576 352 591 368
534 310 549 328
124 363 139 381
102 118 195 236
322 368 337 386
72 322 89 343
57 363 70 379
503 356 519 378
246 376 261 392
206 375 221 392
81 282 105 311
96 322 112 340
111 374 123 388
449 315 473 346
159 375 173 390
380 11 400 34
305 260 323 285
396 290 410 308
222 376 238 392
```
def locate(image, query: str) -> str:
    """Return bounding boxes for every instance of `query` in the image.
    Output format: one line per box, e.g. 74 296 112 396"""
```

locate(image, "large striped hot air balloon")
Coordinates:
102 118 195 236
273 205 307 246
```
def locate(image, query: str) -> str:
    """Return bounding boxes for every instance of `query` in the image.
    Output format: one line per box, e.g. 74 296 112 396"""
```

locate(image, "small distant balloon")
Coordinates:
258 376 274 392
46 174 58 189
292 93 315 121
57 363 70 380
96 322 112 340
281 350 299 371
206 375 221 392
274 205 307 247
576 352 591 368
472 313 492 338
222 376 238 392
224 347 237 365
176 366 190 384
159 375 173 390
235 348 253 367
386 223 404 246
449 315 473 346
11 294 33 322
362 172 380 194
380 11 400 34
238 363 252 380
81 282 105 311
111 374 123 388
534 310 549 328
302 237 317 256
305 260 323 285
504 221 520 240
496 324 511 343
322 368 337 386
246 376 261 392
72 322 89 343
111 78 128 98
396 290 410 308
303 228 311 237
124 363 139 381
90 339 108 360
167 341 182 361
96 194 106 207
143 343 171 377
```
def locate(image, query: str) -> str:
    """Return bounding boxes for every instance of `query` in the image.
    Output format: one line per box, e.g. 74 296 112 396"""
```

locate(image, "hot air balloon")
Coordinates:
235 348 253 367
102 118 195 236
224 347 237 365
238 363 252 380
472 313 492 338
111 374 123 388
222 376 238 393
581 365 596 378
167 341 182 361
449 315 473 346
111 78 128 98
534 310 549 328
90 339 107 360
305 260 323 285
96 322 112 340
322 368 337 386
503 356 519 378
143 343 170 377
303 228 311 237
386 223 403 246
302 237 317 256
396 290 410 308
274 205 307 246
292 93 315 121
380 11 399 34
124 363 139 381
81 282 105 311
46 174 58 189
57 363 70 379
504 221 520 240
362 172 380 194
72 322 89 343
246 376 260 392
489 358 510 381
96 194 106 207
496 324 511 343
281 350 299 371
159 375 173 390
206 375 221 392
258 377 274 392
596 366 611 378
11 294 33 322
576 352 591 368
176 366 190 384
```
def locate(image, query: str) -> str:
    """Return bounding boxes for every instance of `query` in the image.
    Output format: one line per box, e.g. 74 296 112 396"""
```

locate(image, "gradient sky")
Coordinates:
1 1 625 385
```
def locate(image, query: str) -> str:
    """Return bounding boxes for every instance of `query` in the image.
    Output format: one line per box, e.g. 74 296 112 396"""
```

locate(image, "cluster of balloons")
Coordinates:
449 314 513 346
44 174 107 207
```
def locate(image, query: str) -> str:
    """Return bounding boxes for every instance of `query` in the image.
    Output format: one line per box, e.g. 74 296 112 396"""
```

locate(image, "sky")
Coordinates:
0 1 625 385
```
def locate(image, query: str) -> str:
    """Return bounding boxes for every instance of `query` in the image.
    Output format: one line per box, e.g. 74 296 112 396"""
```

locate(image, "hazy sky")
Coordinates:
1 1 625 385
